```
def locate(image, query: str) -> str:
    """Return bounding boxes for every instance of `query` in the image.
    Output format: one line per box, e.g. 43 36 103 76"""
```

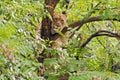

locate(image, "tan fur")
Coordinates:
51 13 67 34
36 13 68 49
37 13 68 76
51 13 68 48
92 76 101 80
52 36 68 48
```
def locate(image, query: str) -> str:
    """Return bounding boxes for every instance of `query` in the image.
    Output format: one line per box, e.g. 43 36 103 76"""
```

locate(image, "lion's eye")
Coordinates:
54 18 58 21
61 20 64 23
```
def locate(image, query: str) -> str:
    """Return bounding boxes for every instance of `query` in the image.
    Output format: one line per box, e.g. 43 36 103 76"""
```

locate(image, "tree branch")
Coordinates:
75 30 120 60
45 0 60 15
52 15 120 39
69 15 120 29
80 30 120 48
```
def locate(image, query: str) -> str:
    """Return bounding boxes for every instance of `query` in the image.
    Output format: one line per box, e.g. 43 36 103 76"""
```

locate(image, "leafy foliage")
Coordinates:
0 0 120 80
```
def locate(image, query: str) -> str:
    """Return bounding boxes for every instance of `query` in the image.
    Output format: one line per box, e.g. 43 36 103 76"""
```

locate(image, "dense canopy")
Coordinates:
0 0 120 80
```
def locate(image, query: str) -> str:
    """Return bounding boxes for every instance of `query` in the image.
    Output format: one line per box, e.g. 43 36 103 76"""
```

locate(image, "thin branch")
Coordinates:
65 0 70 9
96 38 106 49
28 20 37 27
84 2 101 19
75 30 120 60
80 30 120 48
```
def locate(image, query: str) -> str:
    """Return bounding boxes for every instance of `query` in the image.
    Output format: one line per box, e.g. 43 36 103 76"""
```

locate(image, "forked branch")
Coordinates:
45 0 60 15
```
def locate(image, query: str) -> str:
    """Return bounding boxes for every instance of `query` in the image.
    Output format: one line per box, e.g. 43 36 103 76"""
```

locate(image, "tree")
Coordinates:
36 0 120 79
1 0 120 80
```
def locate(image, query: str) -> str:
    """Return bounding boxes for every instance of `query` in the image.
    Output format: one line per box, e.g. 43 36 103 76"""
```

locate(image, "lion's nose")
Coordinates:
56 23 60 26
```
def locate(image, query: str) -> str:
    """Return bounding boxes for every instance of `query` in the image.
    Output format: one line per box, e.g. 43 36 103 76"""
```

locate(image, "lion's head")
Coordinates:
51 13 67 34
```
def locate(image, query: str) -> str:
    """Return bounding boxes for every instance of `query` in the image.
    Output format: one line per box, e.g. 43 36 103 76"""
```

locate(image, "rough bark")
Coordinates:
45 0 60 15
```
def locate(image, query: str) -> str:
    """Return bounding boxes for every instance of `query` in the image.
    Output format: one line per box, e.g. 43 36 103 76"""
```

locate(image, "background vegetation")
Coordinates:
0 0 120 80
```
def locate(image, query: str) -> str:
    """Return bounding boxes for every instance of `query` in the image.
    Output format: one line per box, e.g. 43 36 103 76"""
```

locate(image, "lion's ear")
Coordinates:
62 11 67 17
